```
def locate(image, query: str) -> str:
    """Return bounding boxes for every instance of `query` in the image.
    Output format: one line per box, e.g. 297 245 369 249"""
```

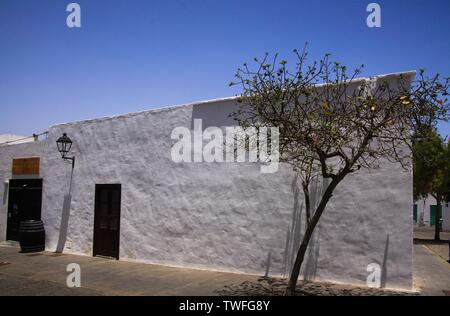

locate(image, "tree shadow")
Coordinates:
303 227 321 281
281 173 303 278
282 175 326 280
264 251 272 277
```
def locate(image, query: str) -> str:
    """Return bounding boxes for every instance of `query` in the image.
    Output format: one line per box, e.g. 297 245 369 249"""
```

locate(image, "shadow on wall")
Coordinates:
281 175 329 279
281 173 303 277
264 251 272 277
381 234 389 288
191 100 328 279
2 182 8 206
55 194 72 253
55 167 74 253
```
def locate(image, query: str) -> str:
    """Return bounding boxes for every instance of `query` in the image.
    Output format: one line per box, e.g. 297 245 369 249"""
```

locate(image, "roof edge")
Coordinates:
49 70 417 129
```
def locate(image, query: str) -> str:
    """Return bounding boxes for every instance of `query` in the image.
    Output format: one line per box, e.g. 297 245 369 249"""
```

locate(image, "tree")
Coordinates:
229 46 450 295
413 129 450 240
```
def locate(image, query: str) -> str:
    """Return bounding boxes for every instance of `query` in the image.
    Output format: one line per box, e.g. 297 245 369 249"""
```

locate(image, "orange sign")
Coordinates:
12 158 40 175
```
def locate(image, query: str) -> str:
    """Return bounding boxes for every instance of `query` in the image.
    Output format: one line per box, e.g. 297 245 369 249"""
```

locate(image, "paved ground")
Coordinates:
424 244 449 262
413 244 450 296
0 244 413 296
413 226 450 296
0 244 258 296
1 227 449 296
413 225 450 263
414 225 450 241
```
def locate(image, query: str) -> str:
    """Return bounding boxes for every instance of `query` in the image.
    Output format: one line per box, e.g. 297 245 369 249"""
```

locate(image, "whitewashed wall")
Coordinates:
416 197 432 226
416 195 450 230
0 141 48 242
0 135 34 145
37 72 415 290
0 72 415 290
443 203 450 231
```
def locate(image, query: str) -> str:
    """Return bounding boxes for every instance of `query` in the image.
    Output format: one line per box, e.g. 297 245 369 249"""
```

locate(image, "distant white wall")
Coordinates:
416 197 432 226
415 195 450 230
442 202 450 232
0 141 47 241
0 134 34 146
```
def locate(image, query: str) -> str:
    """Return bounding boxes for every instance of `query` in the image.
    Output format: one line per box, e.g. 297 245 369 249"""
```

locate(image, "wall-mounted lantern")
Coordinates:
56 133 75 169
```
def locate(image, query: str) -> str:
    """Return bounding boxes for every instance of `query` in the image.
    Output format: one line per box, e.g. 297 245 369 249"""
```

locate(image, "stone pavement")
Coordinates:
413 225 450 241
0 244 259 296
413 244 450 296
424 244 449 262
413 226 450 296
1 241 450 296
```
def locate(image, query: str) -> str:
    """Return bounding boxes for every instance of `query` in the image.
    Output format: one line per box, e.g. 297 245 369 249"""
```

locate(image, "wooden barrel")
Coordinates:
19 220 45 253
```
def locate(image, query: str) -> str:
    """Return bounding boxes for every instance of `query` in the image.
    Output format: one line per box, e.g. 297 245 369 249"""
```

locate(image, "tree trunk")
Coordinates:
284 176 342 296
434 197 441 241
284 217 317 296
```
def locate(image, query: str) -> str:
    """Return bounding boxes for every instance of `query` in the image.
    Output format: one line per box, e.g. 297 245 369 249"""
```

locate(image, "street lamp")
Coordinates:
56 133 75 168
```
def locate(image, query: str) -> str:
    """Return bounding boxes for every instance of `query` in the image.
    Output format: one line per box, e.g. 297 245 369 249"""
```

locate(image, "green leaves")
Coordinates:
413 129 450 201
229 45 449 189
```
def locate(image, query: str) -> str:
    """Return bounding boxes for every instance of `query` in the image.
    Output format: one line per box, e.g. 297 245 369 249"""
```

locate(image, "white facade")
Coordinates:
415 195 450 231
0 134 35 146
415 197 433 226
443 202 450 231
0 141 47 238
0 72 416 290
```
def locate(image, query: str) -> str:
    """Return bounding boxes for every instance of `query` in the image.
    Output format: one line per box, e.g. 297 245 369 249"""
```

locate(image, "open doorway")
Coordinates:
6 179 43 241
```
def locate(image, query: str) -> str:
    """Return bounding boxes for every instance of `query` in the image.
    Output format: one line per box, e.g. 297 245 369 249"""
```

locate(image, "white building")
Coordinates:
444 203 450 231
414 195 450 231
0 134 36 146
0 72 416 290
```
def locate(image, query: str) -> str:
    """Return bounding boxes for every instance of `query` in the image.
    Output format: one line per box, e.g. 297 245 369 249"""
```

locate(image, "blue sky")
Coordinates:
0 0 449 138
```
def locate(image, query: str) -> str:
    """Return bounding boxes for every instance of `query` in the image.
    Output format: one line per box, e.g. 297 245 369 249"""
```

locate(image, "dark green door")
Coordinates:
429 205 442 226
413 205 418 224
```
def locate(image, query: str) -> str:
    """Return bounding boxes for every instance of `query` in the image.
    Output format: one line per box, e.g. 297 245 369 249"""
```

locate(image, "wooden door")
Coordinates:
93 184 121 259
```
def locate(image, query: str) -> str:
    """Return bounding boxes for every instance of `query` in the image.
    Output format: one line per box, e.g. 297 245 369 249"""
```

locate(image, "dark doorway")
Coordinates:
93 184 121 259
6 179 43 241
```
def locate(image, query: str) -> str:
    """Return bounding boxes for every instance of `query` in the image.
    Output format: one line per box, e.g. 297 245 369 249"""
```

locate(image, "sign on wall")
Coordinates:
12 157 40 176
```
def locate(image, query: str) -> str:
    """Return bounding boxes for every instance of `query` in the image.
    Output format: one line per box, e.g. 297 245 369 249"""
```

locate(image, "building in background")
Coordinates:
414 195 450 231
0 135 36 146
